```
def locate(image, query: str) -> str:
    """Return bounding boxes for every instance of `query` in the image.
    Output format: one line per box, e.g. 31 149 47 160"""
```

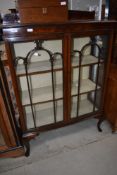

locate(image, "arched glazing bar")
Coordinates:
15 40 63 128
72 41 102 118
81 42 102 113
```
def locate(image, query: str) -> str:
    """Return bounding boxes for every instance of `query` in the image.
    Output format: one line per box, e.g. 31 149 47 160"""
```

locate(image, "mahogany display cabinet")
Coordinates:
1 20 116 156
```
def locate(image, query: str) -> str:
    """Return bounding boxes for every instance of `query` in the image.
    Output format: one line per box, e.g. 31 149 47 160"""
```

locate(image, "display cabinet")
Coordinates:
2 20 116 154
0 53 25 157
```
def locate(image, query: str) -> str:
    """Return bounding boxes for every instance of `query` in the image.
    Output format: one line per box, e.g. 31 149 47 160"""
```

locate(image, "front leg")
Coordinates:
97 116 105 132
24 141 30 157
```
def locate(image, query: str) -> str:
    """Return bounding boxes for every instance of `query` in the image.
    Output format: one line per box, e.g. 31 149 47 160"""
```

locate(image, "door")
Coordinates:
69 34 109 120
8 36 65 132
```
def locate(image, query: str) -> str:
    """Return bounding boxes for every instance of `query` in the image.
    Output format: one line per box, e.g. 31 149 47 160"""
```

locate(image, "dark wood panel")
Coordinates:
109 0 117 20
105 64 117 132
3 21 116 41
68 10 95 20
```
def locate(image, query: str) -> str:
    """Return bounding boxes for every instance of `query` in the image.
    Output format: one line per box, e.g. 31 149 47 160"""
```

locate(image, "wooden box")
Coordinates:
17 0 68 23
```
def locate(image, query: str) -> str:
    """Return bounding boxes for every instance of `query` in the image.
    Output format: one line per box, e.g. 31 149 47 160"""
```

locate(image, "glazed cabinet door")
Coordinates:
69 34 109 120
8 37 65 132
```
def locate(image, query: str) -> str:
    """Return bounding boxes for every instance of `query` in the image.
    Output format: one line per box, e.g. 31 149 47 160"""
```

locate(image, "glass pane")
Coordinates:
12 39 64 129
0 128 5 146
71 35 108 119
14 40 62 76
71 94 92 118
24 100 63 129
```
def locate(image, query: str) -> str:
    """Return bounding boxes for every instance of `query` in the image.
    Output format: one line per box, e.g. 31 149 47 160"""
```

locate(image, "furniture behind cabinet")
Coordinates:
0 54 25 157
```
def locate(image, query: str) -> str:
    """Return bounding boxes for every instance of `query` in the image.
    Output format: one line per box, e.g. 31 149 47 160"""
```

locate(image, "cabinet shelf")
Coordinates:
21 79 100 106
72 55 103 68
26 105 63 129
21 84 63 106
16 55 103 77
16 59 63 76
72 79 100 95
26 98 97 129
23 98 63 107
71 99 97 118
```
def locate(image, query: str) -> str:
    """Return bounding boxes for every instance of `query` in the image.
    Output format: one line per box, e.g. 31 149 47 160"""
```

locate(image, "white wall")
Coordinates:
68 0 105 10
0 0 15 14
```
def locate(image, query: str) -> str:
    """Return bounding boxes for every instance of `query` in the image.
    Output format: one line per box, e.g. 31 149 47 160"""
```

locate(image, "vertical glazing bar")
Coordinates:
73 50 82 117
93 64 101 112
50 55 57 123
76 52 82 117
24 62 37 129
93 47 102 112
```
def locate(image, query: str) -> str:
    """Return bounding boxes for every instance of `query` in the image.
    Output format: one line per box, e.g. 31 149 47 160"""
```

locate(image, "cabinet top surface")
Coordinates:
1 19 117 29
1 20 117 41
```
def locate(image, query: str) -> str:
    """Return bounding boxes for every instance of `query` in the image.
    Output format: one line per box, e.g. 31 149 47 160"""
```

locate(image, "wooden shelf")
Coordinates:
72 55 101 67
71 99 98 118
26 98 97 129
16 59 63 76
22 84 63 106
21 79 100 106
26 105 63 129
16 55 103 76
71 79 100 95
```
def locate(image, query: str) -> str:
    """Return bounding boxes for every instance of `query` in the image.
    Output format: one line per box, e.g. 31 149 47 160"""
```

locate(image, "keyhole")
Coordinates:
42 8 47 14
